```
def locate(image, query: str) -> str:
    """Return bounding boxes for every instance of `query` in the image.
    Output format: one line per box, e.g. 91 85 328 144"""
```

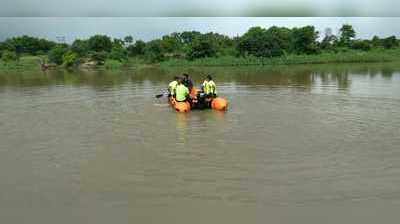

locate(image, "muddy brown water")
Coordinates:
1 63 400 223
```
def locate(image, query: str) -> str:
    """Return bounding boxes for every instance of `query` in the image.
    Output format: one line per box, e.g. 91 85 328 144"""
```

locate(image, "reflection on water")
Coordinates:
1 63 400 224
1 62 399 90
175 113 189 143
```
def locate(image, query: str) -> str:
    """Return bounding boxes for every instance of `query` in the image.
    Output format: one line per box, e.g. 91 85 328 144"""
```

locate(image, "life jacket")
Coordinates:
168 80 178 95
204 80 217 95
175 84 189 102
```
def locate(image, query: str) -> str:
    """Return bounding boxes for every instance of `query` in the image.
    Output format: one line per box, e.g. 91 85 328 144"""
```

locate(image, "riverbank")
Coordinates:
161 49 400 67
0 56 42 71
1 48 400 71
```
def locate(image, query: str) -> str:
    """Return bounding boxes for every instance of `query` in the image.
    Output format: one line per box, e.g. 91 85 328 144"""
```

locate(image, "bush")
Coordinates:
127 40 146 56
89 51 108 65
104 59 123 69
291 26 320 54
351 40 372 51
188 38 217 60
144 40 164 62
108 47 128 62
382 36 399 49
88 35 113 52
48 46 68 65
71 39 89 56
62 51 79 67
2 35 56 55
1 50 18 62
238 26 292 57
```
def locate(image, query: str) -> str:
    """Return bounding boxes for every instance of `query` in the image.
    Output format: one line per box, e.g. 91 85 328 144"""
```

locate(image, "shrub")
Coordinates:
1 50 18 62
108 47 128 62
62 51 79 67
291 26 320 54
351 40 372 51
48 46 68 65
127 40 146 56
87 35 112 52
188 38 217 60
238 26 293 57
71 39 89 56
382 36 399 49
89 51 108 65
144 40 164 62
104 59 123 69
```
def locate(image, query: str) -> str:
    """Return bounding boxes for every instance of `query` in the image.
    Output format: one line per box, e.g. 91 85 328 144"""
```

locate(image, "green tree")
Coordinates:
291 26 319 54
371 36 382 47
144 40 164 62
320 35 338 50
3 35 56 55
124 36 133 46
62 51 79 67
161 35 182 53
71 39 89 56
238 26 291 57
382 36 398 49
88 35 112 52
1 50 18 62
180 31 202 45
267 27 291 52
108 46 128 62
188 37 217 60
351 40 372 51
112 38 124 48
48 46 68 65
339 24 356 47
127 40 146 56
320 28 338 50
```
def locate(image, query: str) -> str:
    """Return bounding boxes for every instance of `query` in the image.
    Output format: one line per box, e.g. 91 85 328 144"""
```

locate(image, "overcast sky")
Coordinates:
1 17 400 42
1 0 399 16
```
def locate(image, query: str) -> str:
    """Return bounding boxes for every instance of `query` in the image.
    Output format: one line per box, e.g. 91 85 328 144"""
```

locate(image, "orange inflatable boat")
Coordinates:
169 97 191 113
169 88 228 113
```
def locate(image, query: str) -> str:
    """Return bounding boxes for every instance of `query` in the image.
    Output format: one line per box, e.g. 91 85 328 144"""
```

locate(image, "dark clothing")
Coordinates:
191 92 208 109
183 78 193 90
176 99 187 103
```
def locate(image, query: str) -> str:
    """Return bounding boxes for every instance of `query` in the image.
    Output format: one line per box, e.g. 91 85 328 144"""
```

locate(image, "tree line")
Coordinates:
0 24 399 67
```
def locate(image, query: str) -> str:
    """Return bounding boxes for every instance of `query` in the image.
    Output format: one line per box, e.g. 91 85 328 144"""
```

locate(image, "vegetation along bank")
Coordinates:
0 24 399 70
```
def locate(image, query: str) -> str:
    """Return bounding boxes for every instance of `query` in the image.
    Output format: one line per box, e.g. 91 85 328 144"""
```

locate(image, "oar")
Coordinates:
155 90 169 98
155 93 166 98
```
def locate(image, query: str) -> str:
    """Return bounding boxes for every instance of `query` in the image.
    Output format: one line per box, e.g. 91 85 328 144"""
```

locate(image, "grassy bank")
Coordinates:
161 49 400 67
0 56 42 71
1 49 400 71
0 56 149 71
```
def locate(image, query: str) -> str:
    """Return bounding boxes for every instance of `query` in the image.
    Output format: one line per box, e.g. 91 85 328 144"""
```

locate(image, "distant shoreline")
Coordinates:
1 49 400 72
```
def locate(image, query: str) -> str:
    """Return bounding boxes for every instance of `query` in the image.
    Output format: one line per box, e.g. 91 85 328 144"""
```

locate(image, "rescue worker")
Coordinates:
182 73 193 91
168 76 179 97
175 78 190 102
203 75 217 97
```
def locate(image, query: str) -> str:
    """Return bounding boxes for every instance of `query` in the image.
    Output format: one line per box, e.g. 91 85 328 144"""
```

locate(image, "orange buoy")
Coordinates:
211 97 228 111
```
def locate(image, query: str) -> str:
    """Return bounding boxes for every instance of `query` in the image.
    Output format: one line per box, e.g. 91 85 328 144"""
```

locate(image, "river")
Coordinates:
1 63 400 223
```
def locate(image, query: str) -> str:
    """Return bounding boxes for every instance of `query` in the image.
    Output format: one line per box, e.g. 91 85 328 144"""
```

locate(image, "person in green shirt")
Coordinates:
203 75 217 97
175 78 190 102
168 76 179 97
